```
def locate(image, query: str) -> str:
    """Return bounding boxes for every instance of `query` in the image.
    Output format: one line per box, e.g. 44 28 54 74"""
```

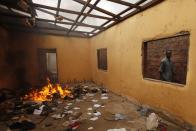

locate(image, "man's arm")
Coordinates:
159 61 165 80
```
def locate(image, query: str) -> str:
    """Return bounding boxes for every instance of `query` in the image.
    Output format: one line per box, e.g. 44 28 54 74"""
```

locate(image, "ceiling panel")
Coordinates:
32 0 58 8
97 0 129 15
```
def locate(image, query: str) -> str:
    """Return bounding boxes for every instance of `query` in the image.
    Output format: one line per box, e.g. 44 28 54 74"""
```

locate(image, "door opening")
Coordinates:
38 49 58 84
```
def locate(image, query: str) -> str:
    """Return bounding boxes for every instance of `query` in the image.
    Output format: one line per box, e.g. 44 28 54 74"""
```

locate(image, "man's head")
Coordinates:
165 49 172 59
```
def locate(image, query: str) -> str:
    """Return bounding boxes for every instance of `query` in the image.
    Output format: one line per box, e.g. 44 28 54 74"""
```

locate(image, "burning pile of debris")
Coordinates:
0 80 109 130
23 78 72 102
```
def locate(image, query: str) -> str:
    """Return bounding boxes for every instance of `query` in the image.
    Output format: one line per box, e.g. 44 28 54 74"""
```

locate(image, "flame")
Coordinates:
23 80 71 102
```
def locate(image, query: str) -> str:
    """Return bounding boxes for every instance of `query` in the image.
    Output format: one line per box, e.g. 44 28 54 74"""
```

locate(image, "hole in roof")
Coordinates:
90 9 112 18
56 23 71 29
97 0 129 15
59 12 78 21
90 0 97 4
75 26 94 32
82 17 108 26
60 0 84 12
122 0 141 4
36 8 56 16
140 0 153 6
61 18 73 23
36 9 55 20
120 8 137 17
32 0 58 7
83 0 98 5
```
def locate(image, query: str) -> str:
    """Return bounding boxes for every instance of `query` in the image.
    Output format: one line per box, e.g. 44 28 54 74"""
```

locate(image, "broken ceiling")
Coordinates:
0 0 163 38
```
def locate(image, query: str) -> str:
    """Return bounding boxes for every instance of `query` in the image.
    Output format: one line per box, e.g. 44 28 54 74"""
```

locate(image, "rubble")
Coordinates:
107 128 127 131
146 113 159 130
0 82 189 131
9 120 36 130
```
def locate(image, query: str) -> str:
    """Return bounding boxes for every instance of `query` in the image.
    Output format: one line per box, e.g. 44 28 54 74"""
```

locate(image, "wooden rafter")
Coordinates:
73 0 119 19
31 3 112 20
0 0 164 38
67 0 91 35
72 0 101 31
0 12 104 29
89 0 164 37
0 21 94 35
54 0 61 24
36 7 105 30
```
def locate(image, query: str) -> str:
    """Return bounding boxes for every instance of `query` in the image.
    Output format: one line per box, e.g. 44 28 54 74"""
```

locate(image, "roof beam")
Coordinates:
117 0 146 17
67 0 91 35
0 12 104 29
72 0 101 31
36 7 74 23
0 21 95 35
31 3 112 20
54 0 61 25
89 0 164 37
73 0 119 19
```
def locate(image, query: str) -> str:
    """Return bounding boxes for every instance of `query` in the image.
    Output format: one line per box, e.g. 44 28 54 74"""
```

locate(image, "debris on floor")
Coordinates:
146 113 159 130
0 82 189 131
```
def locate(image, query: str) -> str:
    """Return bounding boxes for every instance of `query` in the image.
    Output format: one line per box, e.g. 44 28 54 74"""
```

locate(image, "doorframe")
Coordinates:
37 48 59 83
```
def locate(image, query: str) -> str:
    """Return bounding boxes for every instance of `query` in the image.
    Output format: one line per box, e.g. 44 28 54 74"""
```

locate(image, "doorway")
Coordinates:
38 49 58 84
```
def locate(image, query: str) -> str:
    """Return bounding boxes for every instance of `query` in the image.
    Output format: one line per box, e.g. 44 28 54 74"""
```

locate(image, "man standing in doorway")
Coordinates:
159 49 174 82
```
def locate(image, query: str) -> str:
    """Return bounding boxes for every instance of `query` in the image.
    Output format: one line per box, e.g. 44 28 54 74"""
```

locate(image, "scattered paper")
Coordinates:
101 96 109 100
64 110 73 114
88 127 94 130
107 128 127 131
101 93 108 96
86 93 95 97
33 109 42 115
93 111 101 116
73 107 80 110
67 103 73 106
92 99 98 102
90 117 99 121
87 112 92 115
39 105 45 110
51 114 65 119
94 104 101 108
114 113 126 120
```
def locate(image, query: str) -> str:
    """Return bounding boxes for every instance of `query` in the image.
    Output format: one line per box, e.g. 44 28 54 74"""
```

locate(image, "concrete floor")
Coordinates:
0 83 185 131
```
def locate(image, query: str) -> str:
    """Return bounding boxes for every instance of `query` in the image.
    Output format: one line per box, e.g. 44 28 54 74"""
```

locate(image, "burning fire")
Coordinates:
24 79 71 102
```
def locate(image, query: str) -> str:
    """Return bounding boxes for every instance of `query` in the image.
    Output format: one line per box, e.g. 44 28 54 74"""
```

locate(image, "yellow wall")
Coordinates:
90 0 196 124
10 32 91 85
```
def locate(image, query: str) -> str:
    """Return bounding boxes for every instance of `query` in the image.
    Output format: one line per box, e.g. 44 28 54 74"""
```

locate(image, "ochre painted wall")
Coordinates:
90 0 196 124
10 32 91 85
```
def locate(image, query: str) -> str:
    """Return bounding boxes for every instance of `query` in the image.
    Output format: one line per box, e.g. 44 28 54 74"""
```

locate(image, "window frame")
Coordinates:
97 48 108 71
141 32 190 86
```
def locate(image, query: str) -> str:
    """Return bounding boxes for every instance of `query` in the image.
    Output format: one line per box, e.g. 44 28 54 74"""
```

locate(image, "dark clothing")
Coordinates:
159 57 174 82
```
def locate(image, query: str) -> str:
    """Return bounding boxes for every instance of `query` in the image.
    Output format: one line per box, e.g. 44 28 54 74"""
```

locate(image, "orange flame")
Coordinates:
23 81 71 102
